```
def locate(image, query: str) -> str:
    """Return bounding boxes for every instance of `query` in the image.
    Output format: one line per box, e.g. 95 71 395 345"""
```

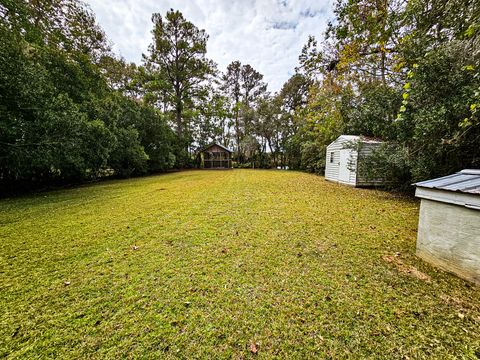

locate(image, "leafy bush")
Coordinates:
108 127 148 178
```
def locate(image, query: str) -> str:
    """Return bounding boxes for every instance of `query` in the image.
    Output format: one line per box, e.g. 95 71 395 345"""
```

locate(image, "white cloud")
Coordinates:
85 0 333 92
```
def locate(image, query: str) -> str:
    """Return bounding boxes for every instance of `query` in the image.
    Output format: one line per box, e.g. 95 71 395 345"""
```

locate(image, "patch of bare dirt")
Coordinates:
383 253 431 282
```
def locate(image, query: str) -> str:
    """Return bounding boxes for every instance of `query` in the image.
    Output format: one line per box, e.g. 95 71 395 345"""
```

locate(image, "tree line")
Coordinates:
1 0 479 192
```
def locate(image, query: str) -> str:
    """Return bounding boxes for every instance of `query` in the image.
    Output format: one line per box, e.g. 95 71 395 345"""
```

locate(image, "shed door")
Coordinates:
338 149 351 183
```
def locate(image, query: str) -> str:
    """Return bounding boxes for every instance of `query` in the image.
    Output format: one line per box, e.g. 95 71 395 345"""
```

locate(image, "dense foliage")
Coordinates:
285 0 480 189
1 0 479 192
0 0 176 191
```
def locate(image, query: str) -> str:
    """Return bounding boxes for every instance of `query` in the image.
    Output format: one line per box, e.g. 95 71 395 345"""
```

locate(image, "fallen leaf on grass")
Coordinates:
394 309 405 318
249 342 258 354
440 294 470 312
383 254 431 282
12 326 20 337
132 245 139 251
64 281 71 286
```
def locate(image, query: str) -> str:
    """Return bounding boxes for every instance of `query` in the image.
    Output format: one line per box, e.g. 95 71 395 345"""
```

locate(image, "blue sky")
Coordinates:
85 0 333 92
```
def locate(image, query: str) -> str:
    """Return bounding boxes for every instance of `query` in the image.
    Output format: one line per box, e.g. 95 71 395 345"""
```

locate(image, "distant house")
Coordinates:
199 143 233 169
325 135 384 187
414 169 480 285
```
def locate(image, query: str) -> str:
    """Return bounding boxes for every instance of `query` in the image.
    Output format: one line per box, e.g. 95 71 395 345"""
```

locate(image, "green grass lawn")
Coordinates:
1 170 479 358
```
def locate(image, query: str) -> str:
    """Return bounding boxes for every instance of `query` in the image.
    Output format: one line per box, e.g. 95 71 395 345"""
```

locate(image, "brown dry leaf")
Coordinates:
394 308 405 318
249 342 258 354
383 254 431 282
407 267 431 282
440 294 472 314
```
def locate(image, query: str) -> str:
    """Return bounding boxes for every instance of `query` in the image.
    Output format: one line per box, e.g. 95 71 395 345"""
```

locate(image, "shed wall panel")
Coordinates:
356 142 384 186
325 138 357 186
325 142 342 182
348 150 358 185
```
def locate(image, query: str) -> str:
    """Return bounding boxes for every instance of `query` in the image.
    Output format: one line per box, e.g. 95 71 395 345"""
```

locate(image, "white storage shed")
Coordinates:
415 169 480 285
325 135 384 187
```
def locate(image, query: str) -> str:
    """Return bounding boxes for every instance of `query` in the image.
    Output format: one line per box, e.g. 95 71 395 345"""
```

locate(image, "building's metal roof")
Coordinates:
335 135 383 144
199 142 233 153
415 169 480 194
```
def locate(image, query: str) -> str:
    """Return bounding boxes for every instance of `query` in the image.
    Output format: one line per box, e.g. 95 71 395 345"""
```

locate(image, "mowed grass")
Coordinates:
1 170 479 359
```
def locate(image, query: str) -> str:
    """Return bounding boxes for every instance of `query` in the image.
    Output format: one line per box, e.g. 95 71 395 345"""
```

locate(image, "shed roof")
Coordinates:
331 135 383 145
200 142 233 153
415 169 480 194
414 169 480 210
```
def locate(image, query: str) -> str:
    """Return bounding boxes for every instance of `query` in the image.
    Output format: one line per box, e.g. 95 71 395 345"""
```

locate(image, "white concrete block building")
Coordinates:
415 169 480 285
